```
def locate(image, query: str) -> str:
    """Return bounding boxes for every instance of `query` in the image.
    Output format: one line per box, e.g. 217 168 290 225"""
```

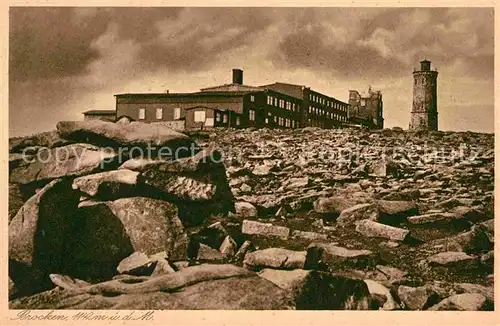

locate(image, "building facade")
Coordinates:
114 69 351 130
91 69 381 131
409 59 438 131
348 87 384 129
261 82 349 128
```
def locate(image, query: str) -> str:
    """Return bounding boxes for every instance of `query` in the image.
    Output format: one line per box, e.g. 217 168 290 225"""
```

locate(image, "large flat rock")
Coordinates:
57 120 196 153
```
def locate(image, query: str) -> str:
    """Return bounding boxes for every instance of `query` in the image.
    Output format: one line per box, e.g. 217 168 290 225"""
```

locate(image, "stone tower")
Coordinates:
409 59 438 131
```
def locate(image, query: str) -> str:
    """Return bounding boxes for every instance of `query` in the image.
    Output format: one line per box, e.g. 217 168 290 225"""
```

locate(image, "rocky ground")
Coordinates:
8 121 494 310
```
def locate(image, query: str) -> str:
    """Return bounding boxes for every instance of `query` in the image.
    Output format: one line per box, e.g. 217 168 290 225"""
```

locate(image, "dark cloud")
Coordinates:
9 7 110 81
136 8 275 72
273 7 494 80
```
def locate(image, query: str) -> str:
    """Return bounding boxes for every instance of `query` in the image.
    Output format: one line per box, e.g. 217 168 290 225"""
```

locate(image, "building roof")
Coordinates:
82 110 116 115
260 82 305 99
199 83 263 93
114 90 261 98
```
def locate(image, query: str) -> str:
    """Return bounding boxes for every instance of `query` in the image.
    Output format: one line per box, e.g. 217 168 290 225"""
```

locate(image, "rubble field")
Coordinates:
8 122 494 310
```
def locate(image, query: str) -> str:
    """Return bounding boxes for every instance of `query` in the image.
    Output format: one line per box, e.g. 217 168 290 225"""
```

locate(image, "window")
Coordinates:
139 108 145 120
250 95 255 102
194 110 206 122
216 112 221 122
236 117 241 126
156 108 163 119
174 107 181 120
265 117 269 124
223 114 228 123
274 98 278 106
292 103 296 111
267 96 272 105
274 116 277 123
249 109 255 121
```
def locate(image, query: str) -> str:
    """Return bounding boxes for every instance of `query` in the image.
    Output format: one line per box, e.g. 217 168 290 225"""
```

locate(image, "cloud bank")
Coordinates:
9 7 494 136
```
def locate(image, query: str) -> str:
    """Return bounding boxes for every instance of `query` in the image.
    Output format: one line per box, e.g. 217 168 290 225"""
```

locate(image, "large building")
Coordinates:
409 59 438 131
348 87 384 129
84 69 382 130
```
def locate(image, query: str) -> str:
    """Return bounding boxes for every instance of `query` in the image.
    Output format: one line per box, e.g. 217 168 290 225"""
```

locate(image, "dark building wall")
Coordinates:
116 95 245 123
305 90 349 128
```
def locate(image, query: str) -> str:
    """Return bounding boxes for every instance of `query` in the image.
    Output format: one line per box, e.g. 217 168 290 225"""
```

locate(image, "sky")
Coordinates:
9 7 494 136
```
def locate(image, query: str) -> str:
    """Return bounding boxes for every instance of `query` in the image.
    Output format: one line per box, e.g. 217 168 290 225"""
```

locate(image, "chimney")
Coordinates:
232 69 243 85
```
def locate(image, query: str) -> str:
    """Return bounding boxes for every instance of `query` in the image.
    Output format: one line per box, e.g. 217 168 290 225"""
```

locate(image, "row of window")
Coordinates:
266 96 298 112
309 93 347 110
309 104 348 116
138 108 181 120
308 106 348 122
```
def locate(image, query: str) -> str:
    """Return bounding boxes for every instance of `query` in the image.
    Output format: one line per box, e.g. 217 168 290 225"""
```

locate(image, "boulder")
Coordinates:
337 203 378 226
364 280 399 310
56 120 196 154
397 285 439 310
139 148 233 222
355 219 409 242
9 277 17 299
284 177 309 190
259 269 374 310
197 243 225 261
368 158 400 177
234 240 255 261
377 200 417 221
234 201 258 217
257 268 311 290
61 197 188 280
305 243 377 271
9 183 25 223
427 251 476 267
290 230 328 241
72 169 139 199
143 175 217 201
376 265 408 281
428 224 493 254
117 252 154 275
454 283 494 302
9 179 80 293
119 157 168 172
9 264 292 310
244 248 306 270
10 143 118 187
9 130 72 153
407 212 460 224
48 274 91 291
428 293 492 311
313 196 356 215
219 235 237 257
151 259 176 276
242 220 290 239
381 189 420 201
